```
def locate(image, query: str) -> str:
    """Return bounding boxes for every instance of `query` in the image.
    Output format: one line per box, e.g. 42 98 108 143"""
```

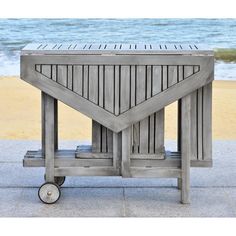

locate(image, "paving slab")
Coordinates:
124 187 236 217
0 140 235 217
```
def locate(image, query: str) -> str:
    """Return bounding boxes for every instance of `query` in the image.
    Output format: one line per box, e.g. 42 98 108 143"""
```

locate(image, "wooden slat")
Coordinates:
57 65 67 87
129 167 181 178
136 65 146 104
184 66 193 79
41 65 51 79
104 66 114 113
113 132 122 171
152 66 162 96
92 120 101 152
107 129 113 153
114 66 120 115
67 65 73 90
146 66 152 98
162 66 168 90
99 65 104 107
149 114 155 154
73 65 83 96
190 90 198 160
24 150 212 168
139 117 149 154
132 122 140 153
101 125 107 153
52 65 57 81
83 65 89 99
181 94 191 204
155 110 165 153
120 66 130 113
130 65 136 107
202 82 212 160
178 65 184 82
168 66 178 87
55 167 119 176
197 88 203 160
122 127 131 177
88 65 99 104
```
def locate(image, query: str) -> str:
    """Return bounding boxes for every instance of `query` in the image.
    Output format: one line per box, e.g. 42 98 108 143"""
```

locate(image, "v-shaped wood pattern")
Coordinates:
21 54 213 132
36 64 200 116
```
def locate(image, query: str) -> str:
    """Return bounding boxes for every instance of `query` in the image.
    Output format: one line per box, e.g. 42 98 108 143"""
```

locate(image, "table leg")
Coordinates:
42 92 57 182
180 94 191 204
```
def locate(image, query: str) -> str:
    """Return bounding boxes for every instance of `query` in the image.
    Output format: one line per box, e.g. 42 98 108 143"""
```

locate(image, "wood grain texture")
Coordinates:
180 94 191 204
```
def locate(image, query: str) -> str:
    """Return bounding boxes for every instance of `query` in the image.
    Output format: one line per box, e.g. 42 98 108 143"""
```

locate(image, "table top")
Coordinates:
21 43 214 55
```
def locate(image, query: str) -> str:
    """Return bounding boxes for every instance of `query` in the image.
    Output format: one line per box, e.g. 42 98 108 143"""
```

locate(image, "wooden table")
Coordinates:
20 43 214 204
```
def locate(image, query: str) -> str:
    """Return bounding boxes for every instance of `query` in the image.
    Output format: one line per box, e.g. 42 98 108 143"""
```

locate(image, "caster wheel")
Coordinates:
44 175 66 186
38 182 61 204
54 176 66 186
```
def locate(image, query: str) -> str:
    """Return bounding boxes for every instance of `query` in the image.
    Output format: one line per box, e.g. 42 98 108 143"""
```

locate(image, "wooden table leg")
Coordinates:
42 92 57 182
121 127 131 177
180 94 191 204
177 99 182 190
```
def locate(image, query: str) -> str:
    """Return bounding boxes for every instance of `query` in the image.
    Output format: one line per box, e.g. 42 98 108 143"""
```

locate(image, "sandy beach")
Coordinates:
0 76 235 140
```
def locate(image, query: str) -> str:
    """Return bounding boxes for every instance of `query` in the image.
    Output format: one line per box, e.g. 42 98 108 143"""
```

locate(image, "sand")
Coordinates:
0 76 235 140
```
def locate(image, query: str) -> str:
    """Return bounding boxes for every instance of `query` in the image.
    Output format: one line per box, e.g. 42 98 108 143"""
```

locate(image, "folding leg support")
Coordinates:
180 94 191 204
41 92 58 182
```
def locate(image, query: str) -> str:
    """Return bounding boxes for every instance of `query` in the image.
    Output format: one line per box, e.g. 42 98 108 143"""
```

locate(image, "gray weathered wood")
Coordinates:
130 65 136 107
55 167 119 176
120 66 130 113
136 65 146 104
168 66 178 87
101 125 107 152
21 54 213 133
162 66 168 90
114 66 120 115
122 127 131 177
24 149 212 168
149 114 155 154
107 129 113 153
155 110 165 153
132 122 140 153
180 94 191 204
57 65 67 87
197 87 203 160
139 117 149 154
22 43 214 56
92 120 101 152
89 65 99 104
152 66 162 95
104 66 114 113
98 65 104 107
113 132 122 172
202 82 212 160
44 93 56 182
67 65 73 90
83 65 89 99
73 65 83 96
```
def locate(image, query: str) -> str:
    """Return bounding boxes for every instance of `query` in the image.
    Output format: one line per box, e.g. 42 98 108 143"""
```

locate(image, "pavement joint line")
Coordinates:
1 186 236 189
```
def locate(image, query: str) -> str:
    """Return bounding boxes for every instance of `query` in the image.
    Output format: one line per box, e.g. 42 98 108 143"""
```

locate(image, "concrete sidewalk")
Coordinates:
0 140 236 217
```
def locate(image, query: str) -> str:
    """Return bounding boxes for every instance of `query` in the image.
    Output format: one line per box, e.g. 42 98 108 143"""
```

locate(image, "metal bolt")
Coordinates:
47 191 52 196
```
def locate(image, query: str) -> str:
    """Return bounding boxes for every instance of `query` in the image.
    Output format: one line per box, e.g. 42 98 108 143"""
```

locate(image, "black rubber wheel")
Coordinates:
38 182 61 204
44 175 66 186
54 176 66 186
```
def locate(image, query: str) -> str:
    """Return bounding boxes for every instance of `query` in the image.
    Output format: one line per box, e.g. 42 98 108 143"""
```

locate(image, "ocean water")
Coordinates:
0 18 236 80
